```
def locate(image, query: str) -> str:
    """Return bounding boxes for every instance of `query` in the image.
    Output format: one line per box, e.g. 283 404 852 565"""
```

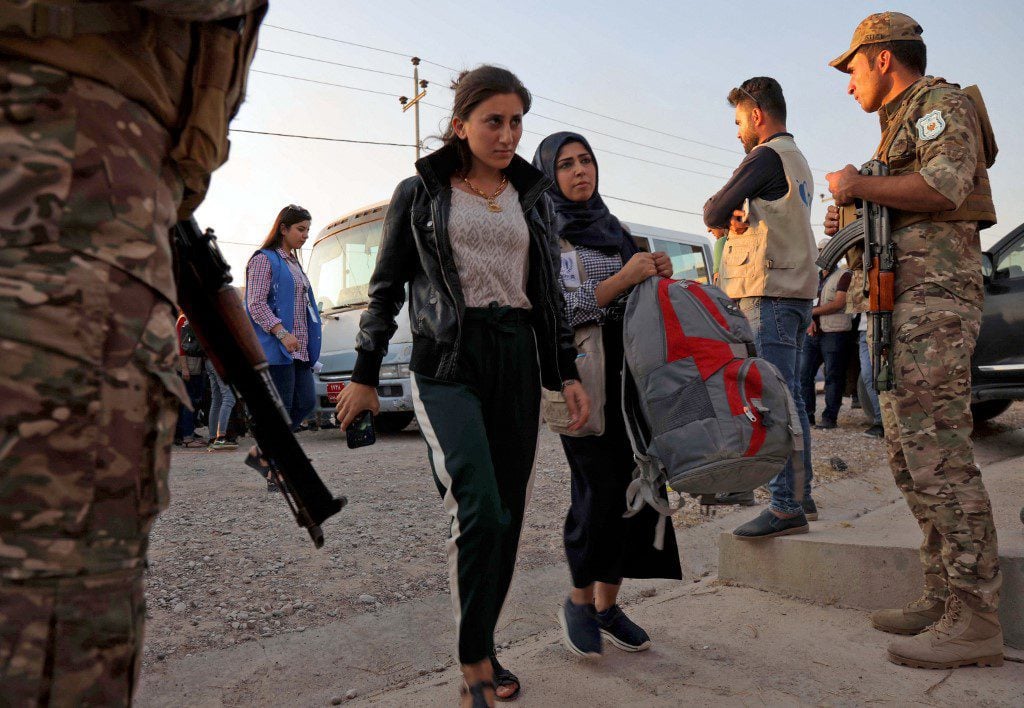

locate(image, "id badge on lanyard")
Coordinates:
560 250 582 289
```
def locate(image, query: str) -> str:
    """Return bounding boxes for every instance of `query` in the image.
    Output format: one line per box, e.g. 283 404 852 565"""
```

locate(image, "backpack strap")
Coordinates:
620 360 679 550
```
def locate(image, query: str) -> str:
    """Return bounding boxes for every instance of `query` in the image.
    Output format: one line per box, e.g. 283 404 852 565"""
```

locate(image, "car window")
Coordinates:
994 236 1024 280
651 238 710 283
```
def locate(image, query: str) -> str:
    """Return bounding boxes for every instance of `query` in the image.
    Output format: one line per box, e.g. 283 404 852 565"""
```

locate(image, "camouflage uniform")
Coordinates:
873 78 1001 614
0 3 263 703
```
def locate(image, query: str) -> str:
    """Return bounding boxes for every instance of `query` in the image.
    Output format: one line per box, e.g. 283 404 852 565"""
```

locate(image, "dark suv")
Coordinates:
850 224 1024 423
973 222 1024 421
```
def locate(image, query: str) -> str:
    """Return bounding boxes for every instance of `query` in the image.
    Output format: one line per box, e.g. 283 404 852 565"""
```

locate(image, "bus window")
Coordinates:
651 239 709 283
307 220 383 311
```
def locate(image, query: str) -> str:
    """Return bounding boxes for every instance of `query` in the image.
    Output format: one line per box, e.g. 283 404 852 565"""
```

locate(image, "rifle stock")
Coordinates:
172 218 346 547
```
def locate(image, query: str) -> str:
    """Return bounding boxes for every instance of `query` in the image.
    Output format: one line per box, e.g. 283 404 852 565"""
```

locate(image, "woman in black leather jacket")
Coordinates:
336 65 589 707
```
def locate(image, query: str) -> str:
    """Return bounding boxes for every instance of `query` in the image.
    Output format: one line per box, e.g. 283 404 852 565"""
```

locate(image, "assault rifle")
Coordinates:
816 160 895 392
172 218 346 547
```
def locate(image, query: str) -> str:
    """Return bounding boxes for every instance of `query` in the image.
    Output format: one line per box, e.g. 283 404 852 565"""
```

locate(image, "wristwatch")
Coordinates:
561 379 581 390
275 329 289 341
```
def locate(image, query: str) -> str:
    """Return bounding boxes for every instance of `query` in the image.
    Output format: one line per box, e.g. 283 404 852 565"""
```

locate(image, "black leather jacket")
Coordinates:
351 143 580 390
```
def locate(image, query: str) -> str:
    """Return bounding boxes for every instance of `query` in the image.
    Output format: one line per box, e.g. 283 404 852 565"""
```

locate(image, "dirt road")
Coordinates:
137 402 1024 704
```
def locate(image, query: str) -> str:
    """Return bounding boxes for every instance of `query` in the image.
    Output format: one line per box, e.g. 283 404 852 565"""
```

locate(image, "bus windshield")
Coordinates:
307 220 383 311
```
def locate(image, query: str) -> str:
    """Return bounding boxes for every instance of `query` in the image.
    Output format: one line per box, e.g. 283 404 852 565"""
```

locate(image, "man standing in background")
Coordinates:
0 1 266 702
704 76 819 538
800 243 854 431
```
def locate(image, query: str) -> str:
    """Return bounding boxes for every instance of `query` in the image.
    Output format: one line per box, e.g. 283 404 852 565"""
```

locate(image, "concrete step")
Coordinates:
719 443 1024 648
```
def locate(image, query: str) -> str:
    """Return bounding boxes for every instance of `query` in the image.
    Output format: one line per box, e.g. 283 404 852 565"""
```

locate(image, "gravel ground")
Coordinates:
143 399 1024 668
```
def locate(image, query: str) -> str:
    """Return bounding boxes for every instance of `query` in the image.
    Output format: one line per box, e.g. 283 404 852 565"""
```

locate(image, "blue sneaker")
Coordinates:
596 605 651 652
558 598 602 658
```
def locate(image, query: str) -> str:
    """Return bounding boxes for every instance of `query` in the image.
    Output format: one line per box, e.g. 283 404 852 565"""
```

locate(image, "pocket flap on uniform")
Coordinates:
723 242 752 266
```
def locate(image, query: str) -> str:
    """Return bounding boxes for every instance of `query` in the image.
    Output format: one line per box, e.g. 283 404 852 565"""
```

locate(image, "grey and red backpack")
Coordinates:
621 277 806 547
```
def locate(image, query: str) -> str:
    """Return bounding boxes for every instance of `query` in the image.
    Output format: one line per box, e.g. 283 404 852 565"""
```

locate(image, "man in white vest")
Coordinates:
799 240 855 431
703 76 819 538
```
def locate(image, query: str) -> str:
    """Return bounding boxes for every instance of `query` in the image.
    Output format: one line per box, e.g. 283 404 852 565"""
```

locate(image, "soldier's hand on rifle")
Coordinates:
826 164 860 206
824 205 840 236
335 382 380 431
729 209 749 234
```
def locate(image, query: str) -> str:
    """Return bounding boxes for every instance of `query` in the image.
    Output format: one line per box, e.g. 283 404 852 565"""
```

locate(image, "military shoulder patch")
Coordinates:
916 110 946 141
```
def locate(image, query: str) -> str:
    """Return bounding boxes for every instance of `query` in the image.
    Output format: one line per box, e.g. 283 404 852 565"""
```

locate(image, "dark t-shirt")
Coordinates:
703 133 792 229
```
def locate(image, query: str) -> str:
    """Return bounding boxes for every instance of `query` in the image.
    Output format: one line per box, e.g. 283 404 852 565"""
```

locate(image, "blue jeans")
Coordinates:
175 370 206 440
800 330 853 425
269 360 316 430
858 330 882 425
739 297 814 515
206 359 236 439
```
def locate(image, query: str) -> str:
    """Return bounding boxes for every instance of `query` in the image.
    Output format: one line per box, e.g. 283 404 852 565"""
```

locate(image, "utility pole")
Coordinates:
399 57 428 161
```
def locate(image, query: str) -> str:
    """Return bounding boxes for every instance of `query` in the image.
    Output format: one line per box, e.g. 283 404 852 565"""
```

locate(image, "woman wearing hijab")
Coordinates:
533 132 682 658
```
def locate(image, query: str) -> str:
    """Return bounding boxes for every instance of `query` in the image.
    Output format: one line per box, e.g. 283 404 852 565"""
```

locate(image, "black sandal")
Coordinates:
461 679 495 708
489 656 521 702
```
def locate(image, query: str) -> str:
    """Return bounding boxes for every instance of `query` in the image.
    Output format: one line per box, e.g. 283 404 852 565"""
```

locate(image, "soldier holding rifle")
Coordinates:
824 11 1002 669
0 1 270 702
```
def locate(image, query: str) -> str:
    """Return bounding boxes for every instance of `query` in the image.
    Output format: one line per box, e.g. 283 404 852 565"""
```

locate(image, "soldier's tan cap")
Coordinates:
829 11 923 72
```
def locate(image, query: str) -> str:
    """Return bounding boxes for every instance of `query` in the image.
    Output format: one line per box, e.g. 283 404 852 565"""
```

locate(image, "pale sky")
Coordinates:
193 0 1024 280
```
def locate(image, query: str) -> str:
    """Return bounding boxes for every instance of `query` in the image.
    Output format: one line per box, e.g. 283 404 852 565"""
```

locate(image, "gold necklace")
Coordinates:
461 173 508 212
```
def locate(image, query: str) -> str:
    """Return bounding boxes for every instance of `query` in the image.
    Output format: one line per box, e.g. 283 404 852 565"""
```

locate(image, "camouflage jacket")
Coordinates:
874 77 994 303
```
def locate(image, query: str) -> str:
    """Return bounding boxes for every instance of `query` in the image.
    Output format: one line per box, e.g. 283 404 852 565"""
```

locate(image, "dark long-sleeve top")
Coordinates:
703 132 792 229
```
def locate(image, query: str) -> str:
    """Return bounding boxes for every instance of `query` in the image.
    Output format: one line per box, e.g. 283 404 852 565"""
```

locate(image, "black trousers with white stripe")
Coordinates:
411 307 541 665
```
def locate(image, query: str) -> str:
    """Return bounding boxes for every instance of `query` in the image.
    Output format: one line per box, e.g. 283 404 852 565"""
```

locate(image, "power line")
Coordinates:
262 23 413 60
259 25 752 159
531 95 741 156
231 128 416 147
260 27 831 176
251 69 402 98
526 110 738 170
418 101 729 180
257 48 411 79
226 122 710 219
254 44 738 171
603 195 703 216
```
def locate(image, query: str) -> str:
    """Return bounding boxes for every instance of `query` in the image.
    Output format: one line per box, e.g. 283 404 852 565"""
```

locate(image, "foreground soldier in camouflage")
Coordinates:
825 12 1002 669
0 2 265 702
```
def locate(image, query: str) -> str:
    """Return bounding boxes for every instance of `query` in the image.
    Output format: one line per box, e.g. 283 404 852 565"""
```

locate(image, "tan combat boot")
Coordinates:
870 596 945 635
887 594 1004 669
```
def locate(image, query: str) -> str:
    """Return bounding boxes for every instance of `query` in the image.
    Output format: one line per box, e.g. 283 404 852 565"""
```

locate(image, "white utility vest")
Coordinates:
720 135 818 300
818 267 854 333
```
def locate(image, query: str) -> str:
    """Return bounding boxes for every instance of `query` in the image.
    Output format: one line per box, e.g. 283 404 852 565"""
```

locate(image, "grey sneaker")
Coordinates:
558 598 602 658
596 605 651 652
209 438 237 451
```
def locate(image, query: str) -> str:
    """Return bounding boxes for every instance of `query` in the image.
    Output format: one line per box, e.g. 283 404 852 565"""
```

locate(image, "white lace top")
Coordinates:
448 185 531 309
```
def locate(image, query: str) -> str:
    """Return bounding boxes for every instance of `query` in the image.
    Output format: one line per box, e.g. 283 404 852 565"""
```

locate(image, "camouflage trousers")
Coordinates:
878 285 1001 613
1 60 185 705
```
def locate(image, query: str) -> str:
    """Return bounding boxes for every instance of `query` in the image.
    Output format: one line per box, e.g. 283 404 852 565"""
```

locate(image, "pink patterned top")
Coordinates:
246 247 310 362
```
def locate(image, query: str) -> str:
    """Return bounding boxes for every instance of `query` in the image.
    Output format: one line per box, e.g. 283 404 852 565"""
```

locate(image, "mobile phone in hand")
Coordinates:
346 410 376 449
